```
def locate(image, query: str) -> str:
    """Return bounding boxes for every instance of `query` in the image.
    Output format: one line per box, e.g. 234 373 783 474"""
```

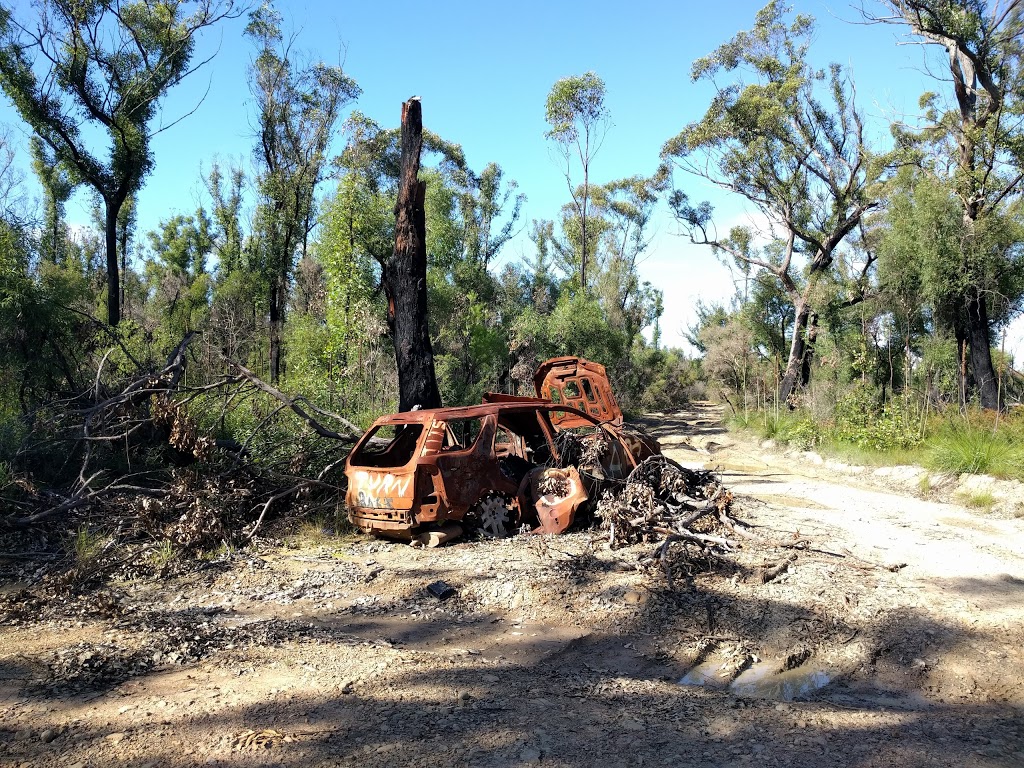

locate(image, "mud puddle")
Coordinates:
680 657 836 702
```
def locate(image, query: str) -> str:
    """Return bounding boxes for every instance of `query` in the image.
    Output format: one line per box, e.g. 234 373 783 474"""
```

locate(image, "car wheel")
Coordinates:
476 494 517 538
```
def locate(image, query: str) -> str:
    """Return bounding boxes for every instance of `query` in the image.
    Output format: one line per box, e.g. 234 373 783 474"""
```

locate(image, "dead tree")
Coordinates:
385 97 441 412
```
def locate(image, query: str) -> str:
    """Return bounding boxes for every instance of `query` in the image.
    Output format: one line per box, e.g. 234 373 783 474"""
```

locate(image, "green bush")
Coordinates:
784 419 822 450
832 384 922 451
739 410 821 450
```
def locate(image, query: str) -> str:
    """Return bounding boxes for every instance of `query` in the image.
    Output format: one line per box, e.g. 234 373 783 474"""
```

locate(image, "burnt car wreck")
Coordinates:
344 357 661 541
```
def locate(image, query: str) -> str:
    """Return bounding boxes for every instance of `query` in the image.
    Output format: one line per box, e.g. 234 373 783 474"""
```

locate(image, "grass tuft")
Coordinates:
925 422 1024 480
72 526 106 564
957 490 997 510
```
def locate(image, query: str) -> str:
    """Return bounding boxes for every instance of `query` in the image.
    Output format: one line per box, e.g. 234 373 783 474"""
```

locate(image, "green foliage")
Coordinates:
544 71 609 291
0 0 238 324
831 383 923 451
317 173 382 365
0 221 102 409
143 211 214 345
545 292 625 364
736 409 820 450
544 72 608 143
926 416 1024 480
246 0 360 381
698 314 760 411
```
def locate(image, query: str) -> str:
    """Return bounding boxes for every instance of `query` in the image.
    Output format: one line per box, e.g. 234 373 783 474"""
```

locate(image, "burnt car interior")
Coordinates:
441 417 483 451
349 423 423 468
492 411 554 484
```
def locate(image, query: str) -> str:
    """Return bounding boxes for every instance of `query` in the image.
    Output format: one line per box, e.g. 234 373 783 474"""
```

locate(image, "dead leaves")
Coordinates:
151 395 214 461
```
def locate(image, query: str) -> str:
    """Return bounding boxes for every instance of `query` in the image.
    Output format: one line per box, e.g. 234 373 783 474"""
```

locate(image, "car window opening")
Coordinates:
581 377 597 402
350 424 424 468
441 417 484 451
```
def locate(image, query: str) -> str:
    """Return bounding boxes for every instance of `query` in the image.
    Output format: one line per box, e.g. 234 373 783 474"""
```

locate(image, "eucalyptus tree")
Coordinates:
246 1 360 382
459 162 525 268
317 114 392 368
325 109 524 399
0 0 240 327
526 219 559 312
545 71 609 293
201 160 264 366
662 1 884 404
590 174 663 350
205 160 247 276
863 0 1024 409
144 211 214 342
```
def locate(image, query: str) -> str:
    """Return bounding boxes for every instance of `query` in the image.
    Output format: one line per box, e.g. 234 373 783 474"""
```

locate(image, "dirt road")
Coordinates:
2 404 1023 767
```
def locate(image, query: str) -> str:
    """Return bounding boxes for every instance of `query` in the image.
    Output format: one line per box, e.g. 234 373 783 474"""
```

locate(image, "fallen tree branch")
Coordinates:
245 481 315 542
656 529 739 549
759 553 798 584
231 363 362 441
8 483 168 527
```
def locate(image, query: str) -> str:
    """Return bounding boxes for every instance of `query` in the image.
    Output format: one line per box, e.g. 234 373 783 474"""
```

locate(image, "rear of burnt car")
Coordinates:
344 414 429 537
344 404 548 538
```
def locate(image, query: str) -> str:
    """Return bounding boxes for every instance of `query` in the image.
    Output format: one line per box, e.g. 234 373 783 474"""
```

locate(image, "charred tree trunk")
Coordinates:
966 291 1000 410
387 97 441 412
268 273 284 384
104 202 121 327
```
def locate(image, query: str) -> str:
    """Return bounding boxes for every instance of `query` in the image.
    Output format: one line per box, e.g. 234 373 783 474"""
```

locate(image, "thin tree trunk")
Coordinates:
580 160 588 293
269 273 283 384
779 299 811 405
120 218 128 320
104 202 121 327
388 97 441 412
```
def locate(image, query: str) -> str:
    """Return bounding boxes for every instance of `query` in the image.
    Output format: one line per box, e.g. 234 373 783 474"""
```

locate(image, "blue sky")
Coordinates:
3 0 1022 358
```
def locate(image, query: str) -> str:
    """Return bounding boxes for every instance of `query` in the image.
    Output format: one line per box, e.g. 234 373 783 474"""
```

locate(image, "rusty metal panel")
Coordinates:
518 466 588 534
533 357 624 427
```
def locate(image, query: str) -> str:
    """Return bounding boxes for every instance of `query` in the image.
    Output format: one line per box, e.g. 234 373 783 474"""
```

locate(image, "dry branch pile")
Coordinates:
1 335 360 578
596 456 733 548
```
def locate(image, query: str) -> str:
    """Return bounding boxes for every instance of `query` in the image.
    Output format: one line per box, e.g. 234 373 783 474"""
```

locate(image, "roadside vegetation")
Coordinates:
728 403 1024 483
678 2 1024 485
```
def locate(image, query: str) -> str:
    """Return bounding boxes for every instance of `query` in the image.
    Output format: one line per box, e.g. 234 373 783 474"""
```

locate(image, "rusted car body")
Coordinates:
345 401 653 540
534 356 624 425
483 357 624 427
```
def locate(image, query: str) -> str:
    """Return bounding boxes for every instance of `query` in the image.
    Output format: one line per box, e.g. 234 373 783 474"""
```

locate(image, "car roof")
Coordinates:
369 401 597 425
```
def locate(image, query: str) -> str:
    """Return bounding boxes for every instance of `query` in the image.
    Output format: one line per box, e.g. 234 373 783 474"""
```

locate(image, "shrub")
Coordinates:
832 384 922 451
957 490 997 510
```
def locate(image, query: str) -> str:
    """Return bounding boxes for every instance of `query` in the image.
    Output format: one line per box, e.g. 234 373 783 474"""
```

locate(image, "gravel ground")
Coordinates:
1 404 1022 767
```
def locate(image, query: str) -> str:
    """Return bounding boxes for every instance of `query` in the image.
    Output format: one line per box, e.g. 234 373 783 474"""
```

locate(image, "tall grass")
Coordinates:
925 421 1024 480
728 400 1024 480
